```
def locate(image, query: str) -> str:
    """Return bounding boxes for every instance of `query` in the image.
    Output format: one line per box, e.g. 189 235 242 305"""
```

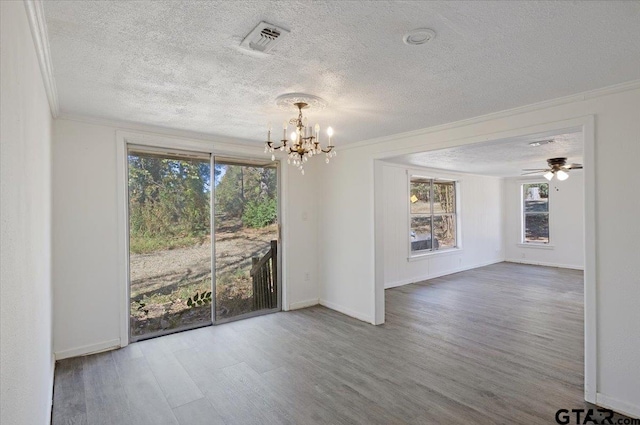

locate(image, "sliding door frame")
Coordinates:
116 130 282 347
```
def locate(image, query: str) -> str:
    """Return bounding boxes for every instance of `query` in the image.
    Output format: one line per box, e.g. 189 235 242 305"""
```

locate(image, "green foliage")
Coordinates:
187 291 212 307
242 198 277 228
128 155 278 254
214 166 245 218
129 234 206 255
215 165 276 219
128 154 212 253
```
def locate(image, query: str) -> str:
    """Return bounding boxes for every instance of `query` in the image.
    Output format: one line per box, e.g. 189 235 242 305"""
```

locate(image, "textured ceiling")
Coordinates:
387 131 583 177
43 1 640 145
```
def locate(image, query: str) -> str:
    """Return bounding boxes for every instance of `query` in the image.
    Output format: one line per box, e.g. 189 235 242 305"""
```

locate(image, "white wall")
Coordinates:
282 158 320 309
318 152 376 321
0 2 54 424
505 173 585 269
317 85 640 416
381 163 503 288
52 121 122 357
52 118 319 358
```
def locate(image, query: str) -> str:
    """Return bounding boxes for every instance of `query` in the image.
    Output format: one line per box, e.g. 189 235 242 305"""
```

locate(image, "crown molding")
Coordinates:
24 0 59 118
341 78 640 152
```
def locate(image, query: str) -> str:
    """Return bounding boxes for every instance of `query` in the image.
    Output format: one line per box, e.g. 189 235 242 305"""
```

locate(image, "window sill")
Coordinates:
408 248 462 262
517 243 555 250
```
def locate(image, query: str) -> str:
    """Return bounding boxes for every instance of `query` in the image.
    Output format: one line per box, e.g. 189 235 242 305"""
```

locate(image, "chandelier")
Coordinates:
265 96 336 174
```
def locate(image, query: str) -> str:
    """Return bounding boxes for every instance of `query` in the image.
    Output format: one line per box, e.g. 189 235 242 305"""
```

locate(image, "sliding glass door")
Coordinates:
214 158 280 322
128 147 213 340
127 148 280 341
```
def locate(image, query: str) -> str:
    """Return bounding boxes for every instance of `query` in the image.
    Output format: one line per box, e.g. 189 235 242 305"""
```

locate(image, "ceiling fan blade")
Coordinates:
521 168 548 171
521 171 545 175
565 164 583 169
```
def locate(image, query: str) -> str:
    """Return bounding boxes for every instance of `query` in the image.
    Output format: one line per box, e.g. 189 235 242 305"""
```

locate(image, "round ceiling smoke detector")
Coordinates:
275 93 328 111
403 28 436 46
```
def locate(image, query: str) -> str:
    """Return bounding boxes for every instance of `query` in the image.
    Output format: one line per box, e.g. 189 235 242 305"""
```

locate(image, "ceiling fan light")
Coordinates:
543 171 554 181
556 170 569 181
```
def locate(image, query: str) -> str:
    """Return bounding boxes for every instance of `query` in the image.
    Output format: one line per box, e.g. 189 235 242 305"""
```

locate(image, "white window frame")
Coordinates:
521 181 550 245
408 175 459 258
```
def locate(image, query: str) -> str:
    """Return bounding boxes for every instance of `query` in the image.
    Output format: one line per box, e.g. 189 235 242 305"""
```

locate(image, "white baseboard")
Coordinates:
384 259 504 289
385 277 421 289
319 299 374 324
505 259 584 270
288 298 319 310
54 339 121 360
596 393 640 419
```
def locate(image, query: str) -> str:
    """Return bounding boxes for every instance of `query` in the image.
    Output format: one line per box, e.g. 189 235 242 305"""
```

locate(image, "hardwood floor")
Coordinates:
53 262 621 424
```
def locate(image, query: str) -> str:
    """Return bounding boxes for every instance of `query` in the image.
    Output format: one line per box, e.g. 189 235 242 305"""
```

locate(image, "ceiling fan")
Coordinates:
522 157 583 181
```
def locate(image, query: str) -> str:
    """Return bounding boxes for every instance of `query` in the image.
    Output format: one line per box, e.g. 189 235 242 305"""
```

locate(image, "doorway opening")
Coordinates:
374 117 595 402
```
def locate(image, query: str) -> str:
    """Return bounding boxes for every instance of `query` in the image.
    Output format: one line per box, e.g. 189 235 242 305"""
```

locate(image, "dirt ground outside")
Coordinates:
130 221 277 337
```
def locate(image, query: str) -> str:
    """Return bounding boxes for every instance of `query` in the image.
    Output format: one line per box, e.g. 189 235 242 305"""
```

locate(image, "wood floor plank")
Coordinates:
143 350 204 408
52 357 87 425
197 366 275 425
114 356 178 425
172 397 226 425
81 352 133 425
53 263 634 424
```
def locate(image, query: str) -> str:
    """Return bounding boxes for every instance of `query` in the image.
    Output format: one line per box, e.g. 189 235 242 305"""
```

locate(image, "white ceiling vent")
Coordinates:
240 21 289 54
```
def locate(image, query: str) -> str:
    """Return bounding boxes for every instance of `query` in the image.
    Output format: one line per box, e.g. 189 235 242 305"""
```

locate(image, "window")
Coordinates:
522 182 549 244
410 177 457 254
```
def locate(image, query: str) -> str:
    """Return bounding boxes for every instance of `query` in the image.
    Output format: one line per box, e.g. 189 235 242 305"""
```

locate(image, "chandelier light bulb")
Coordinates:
556 169 569 181
543 171 554 181
290 132 297 141
327 127 334 137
